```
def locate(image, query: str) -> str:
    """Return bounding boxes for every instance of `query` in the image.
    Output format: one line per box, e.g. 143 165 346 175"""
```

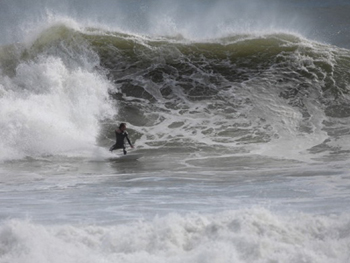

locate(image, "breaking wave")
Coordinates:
1 23 350 161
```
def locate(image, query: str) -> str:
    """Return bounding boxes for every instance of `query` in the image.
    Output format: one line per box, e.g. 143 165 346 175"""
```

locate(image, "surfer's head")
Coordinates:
119 123 126 131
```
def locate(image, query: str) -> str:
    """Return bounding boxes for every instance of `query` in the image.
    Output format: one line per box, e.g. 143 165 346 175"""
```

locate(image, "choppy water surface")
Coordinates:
1 0 350 262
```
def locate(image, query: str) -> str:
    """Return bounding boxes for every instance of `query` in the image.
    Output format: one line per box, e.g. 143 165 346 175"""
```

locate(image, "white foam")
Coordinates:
0 209 349 263
0 55 114 161
248 81 328 162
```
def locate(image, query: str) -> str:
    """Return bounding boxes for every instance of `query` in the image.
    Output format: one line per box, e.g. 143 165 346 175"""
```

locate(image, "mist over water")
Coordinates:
1 1 350 263
0 0 339 45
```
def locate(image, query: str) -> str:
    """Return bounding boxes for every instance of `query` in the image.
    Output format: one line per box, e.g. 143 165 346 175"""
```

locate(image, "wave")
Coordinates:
1 209 349 263
2 24 350 160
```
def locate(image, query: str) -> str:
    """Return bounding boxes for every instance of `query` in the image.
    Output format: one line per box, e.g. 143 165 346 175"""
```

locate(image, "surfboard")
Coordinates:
115 153 143 161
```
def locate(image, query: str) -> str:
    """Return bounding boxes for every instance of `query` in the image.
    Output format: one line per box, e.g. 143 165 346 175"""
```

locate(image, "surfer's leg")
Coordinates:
109 144 121 152
109 144 116 151
110 143 126 154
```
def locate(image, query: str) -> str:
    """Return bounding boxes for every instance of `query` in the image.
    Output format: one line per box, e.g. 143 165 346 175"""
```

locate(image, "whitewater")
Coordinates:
1 0 350 262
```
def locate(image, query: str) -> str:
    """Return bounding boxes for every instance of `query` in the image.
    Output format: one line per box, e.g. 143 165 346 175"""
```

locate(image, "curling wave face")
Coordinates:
84 26 350 160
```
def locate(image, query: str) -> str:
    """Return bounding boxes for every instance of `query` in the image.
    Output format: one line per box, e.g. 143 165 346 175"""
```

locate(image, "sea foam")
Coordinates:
0 209 349 263
0 52 114 161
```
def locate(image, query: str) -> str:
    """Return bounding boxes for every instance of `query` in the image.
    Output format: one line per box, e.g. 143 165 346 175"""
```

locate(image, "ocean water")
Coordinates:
1 0 350 262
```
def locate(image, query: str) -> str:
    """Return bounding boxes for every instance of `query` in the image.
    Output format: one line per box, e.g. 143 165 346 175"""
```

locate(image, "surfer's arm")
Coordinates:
125 133 134 148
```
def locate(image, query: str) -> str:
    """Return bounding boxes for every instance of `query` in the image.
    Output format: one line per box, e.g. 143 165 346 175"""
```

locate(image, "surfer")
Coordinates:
109 123 134 155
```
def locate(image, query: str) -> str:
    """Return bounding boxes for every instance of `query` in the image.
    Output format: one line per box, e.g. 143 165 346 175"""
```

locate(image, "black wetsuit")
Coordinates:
109 130 132 154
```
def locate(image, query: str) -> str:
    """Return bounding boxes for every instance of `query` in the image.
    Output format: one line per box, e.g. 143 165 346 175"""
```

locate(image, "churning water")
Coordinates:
1 0 350 262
